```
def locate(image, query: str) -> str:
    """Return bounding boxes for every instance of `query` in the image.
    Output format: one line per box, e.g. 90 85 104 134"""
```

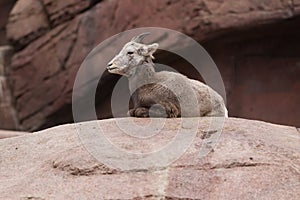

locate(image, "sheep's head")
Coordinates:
107 33 159 76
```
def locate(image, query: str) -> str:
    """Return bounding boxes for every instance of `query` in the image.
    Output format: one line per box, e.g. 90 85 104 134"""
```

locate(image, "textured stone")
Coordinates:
6 0 50 48
0 46 20 130
0 45 13 75
0 118 299 199
41 0 100 26
294 0 300 12
0 77 18 130
0 0 16 45
0 130 27 139
10 20 79 130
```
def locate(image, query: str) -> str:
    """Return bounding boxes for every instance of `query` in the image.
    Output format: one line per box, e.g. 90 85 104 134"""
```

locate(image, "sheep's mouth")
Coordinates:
107 63 120 71
107 66 117 71
107 67 123 75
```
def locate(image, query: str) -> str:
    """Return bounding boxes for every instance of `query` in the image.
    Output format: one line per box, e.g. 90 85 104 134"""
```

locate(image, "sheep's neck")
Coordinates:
128 62 156 93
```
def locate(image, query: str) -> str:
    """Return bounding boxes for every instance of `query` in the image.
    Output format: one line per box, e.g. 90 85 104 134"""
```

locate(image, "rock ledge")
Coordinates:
0 117 299 199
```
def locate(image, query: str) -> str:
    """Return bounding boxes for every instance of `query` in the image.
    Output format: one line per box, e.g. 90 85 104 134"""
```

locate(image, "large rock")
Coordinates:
0 46 20 130
41 0 101 26
6 0 101 48
0 0 16 45
0 118 299 199
0 129 27 139
6 0 50 48
3 0 300 130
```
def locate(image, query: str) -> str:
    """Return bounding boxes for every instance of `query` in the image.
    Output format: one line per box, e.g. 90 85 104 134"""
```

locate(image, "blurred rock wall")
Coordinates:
1 0 300 130
0 0 16 45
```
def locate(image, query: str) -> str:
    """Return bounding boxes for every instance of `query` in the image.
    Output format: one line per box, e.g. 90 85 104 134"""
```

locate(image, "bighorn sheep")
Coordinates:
107 33 228 118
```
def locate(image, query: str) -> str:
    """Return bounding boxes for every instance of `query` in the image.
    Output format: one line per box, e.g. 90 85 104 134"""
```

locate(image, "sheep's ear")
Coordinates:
143 43 159 59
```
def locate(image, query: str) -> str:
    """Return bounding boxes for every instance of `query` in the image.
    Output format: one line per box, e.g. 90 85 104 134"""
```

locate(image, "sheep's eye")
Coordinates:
127 51 134 55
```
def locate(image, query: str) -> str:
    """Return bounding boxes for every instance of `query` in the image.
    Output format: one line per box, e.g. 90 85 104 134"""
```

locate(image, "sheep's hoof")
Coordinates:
167 107 179 118
162 107 178 118
128 109 136 117
167 113 177 118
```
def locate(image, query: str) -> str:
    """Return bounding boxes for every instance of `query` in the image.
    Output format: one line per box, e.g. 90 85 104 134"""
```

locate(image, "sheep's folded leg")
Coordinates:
160 103 179 118
148 104 167 118
128 103 179 118
132 107 150 118
128 109 136 117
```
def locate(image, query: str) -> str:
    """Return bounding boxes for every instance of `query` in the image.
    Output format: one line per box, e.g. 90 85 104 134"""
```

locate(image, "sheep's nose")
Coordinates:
107 63 113 69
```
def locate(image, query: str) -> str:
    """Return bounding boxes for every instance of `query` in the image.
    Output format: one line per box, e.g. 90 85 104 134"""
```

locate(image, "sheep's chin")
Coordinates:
108 68 127 76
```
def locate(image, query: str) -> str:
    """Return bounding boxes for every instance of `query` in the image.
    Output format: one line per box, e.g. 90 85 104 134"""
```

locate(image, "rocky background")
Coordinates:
1 1 300 199
0 0 300 131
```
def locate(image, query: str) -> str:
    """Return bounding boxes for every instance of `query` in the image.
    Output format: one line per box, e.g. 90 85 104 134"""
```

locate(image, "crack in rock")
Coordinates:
210 161 270 170
109 195 196 200
21 197 45 200
198 129 218 139
52 160 119 176
173 161 271 171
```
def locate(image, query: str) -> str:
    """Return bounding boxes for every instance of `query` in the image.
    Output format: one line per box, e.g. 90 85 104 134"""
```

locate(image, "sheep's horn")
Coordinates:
131 32 151 43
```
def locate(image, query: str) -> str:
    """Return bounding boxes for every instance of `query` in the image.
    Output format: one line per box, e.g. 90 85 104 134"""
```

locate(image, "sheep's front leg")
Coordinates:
128 109 136 117
149 103 179 118
128 107 149 117
148 104 167 118
128 104 179 118
161 103 180 118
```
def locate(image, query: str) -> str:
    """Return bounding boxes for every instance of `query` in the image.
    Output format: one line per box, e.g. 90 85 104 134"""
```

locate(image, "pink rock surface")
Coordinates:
0 117 299 199
0 129 27 139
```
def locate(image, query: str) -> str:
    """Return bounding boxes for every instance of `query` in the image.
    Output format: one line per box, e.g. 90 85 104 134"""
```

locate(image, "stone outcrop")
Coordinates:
6 0 50 48
6 0 101 48
0 118 299 199
2 0 300 130
0 0 16 45
0 46 20 130
41 0 101 27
